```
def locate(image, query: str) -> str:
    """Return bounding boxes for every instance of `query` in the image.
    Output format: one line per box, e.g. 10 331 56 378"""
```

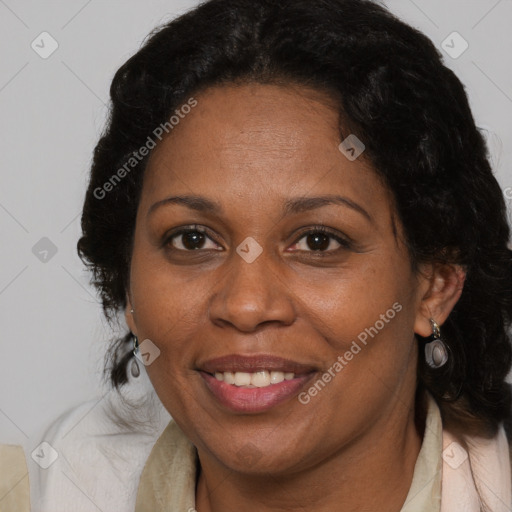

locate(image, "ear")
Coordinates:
125 295 137 335
414 263 466 337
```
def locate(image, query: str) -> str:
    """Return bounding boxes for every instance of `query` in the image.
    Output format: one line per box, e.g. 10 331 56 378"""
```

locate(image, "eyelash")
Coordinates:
163 224 352 254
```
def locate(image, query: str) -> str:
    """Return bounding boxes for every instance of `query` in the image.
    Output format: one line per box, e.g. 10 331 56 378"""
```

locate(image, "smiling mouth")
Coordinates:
211 370 296 388
199 370 316 413
197 354 318 413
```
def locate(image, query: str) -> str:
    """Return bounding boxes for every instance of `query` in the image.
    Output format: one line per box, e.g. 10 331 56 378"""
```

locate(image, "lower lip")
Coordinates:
200 372 315 413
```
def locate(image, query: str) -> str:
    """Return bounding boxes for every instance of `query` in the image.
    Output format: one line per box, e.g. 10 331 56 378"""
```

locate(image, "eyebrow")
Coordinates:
281 195 372 222
147 194 372 222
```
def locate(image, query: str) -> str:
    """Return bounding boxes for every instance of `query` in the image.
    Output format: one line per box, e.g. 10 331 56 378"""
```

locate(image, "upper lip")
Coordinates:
199 354 318 375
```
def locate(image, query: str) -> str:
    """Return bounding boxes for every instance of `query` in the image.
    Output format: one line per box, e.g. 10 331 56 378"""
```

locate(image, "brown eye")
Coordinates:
165 226 221 251
303 232 332 251
290 227 351 253
179 231 207 250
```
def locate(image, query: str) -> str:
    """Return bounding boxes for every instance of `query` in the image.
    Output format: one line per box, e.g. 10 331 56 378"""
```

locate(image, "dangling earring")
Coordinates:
424 318 449 368
132 334 140 356
131 334 141 378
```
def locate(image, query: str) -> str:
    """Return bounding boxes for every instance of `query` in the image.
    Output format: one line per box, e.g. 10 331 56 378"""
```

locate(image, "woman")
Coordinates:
1 0 511 510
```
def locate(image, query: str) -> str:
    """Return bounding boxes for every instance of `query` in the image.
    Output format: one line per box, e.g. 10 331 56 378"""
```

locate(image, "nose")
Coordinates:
208 247 296 333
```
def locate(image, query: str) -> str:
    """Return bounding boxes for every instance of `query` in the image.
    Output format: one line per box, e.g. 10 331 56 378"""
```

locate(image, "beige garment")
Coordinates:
1 393 509 511
135 393 444 511
0 444 30 512
135 421 198 511
441 427 512 511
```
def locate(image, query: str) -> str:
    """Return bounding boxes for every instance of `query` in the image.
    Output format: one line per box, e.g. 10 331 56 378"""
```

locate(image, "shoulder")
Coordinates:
27 361 171 512
0 444 30 512
135 419 198 510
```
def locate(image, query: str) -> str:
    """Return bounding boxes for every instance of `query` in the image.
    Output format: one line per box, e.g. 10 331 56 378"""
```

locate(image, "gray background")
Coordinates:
1 0 511 445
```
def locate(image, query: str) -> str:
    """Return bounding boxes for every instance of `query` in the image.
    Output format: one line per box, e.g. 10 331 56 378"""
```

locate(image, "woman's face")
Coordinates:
126 83 432 475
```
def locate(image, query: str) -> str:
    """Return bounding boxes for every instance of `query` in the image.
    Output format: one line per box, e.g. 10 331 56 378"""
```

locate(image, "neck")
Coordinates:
195 393 424 512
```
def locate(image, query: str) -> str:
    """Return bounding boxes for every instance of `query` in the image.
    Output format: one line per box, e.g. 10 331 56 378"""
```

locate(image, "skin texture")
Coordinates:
126 83 465 512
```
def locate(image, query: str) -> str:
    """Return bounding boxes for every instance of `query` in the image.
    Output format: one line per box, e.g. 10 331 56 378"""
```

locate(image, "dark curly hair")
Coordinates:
78 0 512 438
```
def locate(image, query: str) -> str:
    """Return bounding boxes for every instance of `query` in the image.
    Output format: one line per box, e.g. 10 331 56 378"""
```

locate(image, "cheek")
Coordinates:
299 274 418 433
310 294 416 383
302 256 414 338
298 259 419 399
128 247 206 362
130 262 209 413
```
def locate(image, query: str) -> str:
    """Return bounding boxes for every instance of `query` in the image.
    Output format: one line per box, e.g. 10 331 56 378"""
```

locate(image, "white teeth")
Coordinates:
252 371 271 387
223 372 235 384
234 372 252 386
270 371 285 384
214 370 296 387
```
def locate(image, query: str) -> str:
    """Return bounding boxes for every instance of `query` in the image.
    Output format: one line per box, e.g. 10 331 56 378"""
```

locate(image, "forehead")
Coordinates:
141 83 391 222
